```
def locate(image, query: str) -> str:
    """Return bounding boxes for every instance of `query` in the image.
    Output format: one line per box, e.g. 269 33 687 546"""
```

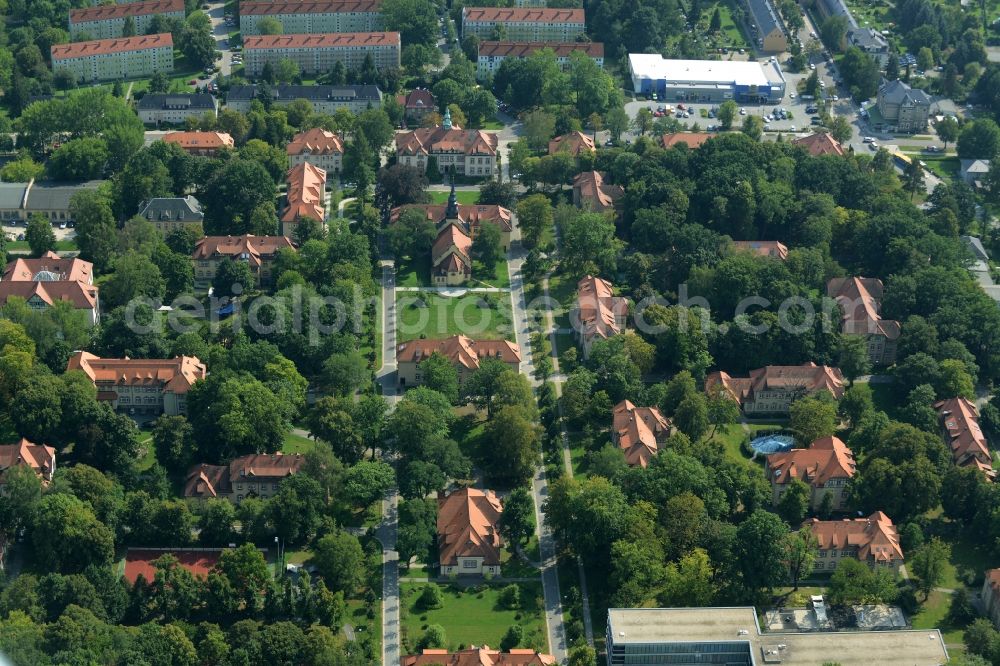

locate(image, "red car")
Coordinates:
677 103 685 110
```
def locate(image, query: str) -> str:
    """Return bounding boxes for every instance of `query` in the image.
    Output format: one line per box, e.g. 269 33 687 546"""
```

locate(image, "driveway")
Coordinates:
376 489 400 666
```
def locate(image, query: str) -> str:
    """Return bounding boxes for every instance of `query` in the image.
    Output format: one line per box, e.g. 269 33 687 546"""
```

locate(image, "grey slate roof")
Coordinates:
139 196 204 223
848 27 888 49
137 93 217 111
878 79 931 106
227 84 383 104
745 0 784 38
817 0 858 27
25 181 104 211
0 183 28 209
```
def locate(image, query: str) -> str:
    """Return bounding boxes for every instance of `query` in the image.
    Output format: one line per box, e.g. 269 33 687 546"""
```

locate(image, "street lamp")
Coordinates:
274 535 284 576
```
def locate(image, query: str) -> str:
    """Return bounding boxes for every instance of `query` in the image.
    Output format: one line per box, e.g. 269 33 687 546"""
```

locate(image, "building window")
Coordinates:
462 559 477 569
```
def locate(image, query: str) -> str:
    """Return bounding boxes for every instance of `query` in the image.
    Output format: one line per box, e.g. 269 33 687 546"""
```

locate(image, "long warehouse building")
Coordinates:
242 32 400 76
628 54 786 104
238 0 382 36
606 608 948 666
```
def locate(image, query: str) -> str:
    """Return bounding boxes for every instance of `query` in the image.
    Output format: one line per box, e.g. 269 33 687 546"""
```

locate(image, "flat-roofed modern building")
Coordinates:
68 0 185 40
461 7 585 42
239 0 382 36
137 93 218 125
605 607 948 666
225 84 382 114
242 32 400 76
476 40 604 80
52 33 174 83
628 54 786 104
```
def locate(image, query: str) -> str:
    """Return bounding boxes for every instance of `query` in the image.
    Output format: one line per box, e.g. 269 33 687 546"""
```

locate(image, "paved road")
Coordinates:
206 1 235 78
377 490 400 666
508 232 569 662
374 260 402 666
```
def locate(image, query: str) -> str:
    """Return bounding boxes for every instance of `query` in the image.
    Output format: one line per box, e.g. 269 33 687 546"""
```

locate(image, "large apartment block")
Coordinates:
239 0 382 36
461 7 585 42
242 32 400 76
476 40 603 80
52 33 174 83
226 84 383 114
68 0 184 40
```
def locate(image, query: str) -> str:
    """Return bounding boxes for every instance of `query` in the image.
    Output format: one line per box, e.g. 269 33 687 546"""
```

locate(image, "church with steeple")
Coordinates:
390 181 513 286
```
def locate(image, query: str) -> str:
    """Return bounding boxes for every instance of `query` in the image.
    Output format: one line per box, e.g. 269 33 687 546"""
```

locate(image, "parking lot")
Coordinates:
3 222 77 244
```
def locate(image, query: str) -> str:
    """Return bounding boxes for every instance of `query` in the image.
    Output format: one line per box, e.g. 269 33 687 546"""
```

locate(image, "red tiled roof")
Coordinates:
396 127 498 157
793 132 846 157
286 128 344 157
437 487 503 567
432 223 473 272
0 438 56 484
282 162 327 223
766 436 856 486
612 400 670 467
0 280 98 310
548 131 595 156
390 203 512 233
826 277 900 340
403 647 556 666
576 275 627 343
192 235 295 268
463 7 585 23
70 0 183 23
706 363 847 403
396 335 521 369
935 397 994 476
243 32 400 49
184 453 306 497
477 41 604 58
240 0 380 15
3 251 93 283
807 511 904 564
732 240 789 260
572 171 622 211
68 351 207 394
661 132 714 149
163 131 234 152
52 33 172 60
398 88 436 110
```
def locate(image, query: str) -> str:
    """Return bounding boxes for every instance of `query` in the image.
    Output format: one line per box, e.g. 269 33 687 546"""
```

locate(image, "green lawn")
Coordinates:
918 156 961 181
395 292 513 342
396 256 432 288
400 582 548 654
428 190 480 205
471 259 510 289
281 431 316 454
134 429 157 472
910 590 965 646
7 239 78 253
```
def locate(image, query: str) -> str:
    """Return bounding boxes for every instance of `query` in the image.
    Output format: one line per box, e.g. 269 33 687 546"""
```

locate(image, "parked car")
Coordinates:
809 63 816 70
869 141 879 150
739 107 746 115
790 92 796 99
862 136 875 143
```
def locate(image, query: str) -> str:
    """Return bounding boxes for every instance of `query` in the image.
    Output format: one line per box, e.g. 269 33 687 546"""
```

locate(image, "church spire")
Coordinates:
445 180 459 221
442 106 452 130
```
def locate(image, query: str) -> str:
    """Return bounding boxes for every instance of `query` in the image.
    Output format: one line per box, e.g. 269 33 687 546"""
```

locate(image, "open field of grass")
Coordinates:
400 582 548 654
428 190 480 205
135 429 157 472
281 430 316 454
396 292 513 342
